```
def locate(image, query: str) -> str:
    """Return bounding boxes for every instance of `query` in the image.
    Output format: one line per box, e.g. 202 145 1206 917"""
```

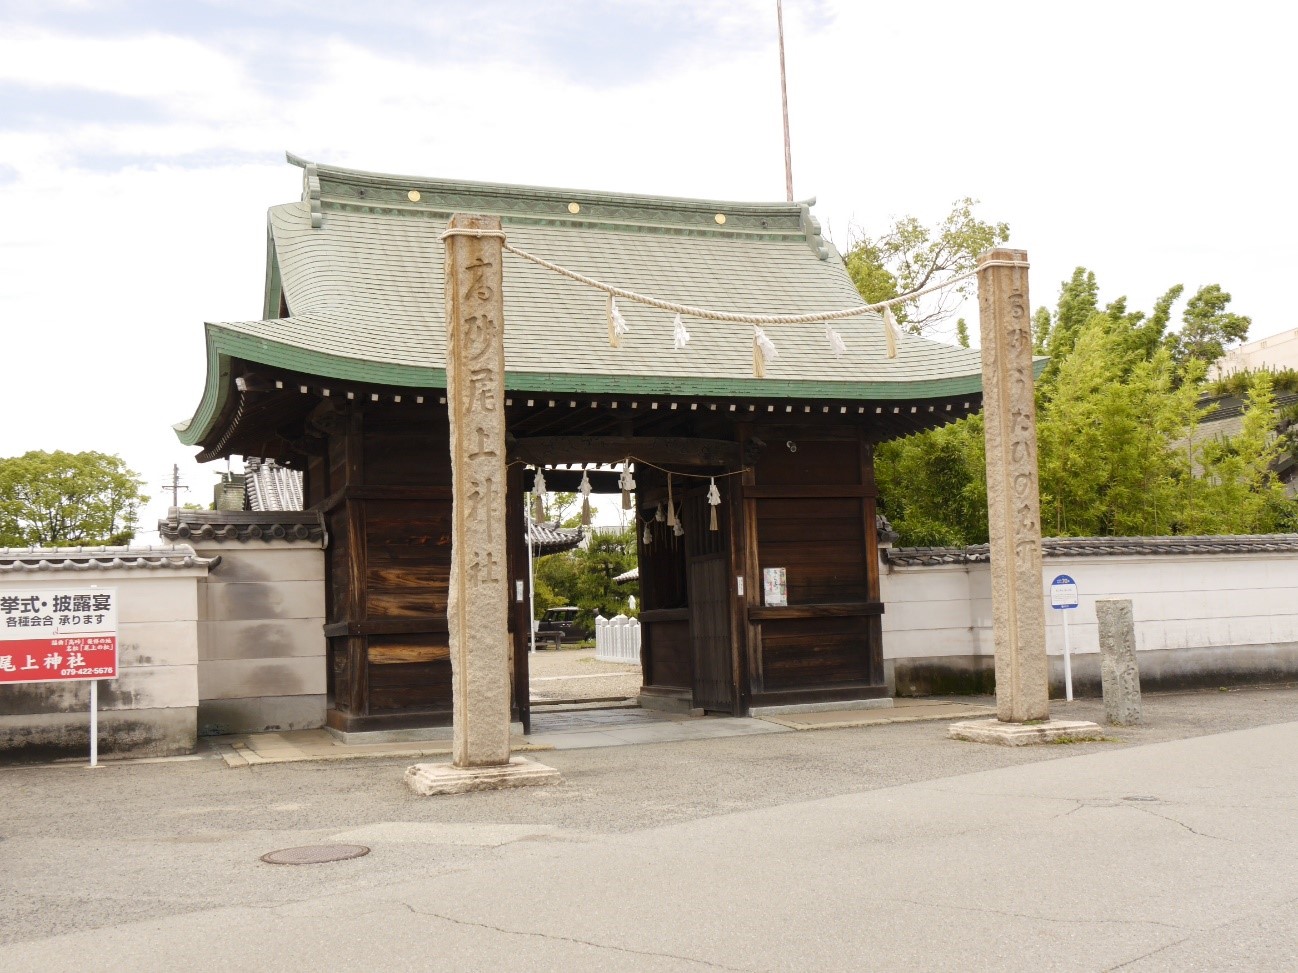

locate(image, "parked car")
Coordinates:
535 606 588 646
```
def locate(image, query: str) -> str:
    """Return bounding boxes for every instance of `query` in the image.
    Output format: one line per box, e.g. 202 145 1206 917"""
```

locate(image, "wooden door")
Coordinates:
688 553 732 711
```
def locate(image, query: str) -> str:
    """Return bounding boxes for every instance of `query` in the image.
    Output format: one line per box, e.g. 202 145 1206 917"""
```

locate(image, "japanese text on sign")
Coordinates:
0 587 118 684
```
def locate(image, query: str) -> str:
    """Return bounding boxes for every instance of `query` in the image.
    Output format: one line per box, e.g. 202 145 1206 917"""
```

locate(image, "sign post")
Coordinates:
1049 574 1078 701
0 586 119 766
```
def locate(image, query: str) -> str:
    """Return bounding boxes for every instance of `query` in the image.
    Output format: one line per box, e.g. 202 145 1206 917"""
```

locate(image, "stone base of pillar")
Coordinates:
948 718 1105 747
404 756 562 796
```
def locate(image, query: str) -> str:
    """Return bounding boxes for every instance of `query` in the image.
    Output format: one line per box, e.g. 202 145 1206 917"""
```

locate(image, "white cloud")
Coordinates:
1 0 1295 543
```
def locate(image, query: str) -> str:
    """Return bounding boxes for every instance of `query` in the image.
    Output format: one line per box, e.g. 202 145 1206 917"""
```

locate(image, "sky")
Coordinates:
1 0 1293 541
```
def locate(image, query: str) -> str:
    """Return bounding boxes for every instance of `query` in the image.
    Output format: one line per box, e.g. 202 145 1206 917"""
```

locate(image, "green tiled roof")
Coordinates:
176 158 985 446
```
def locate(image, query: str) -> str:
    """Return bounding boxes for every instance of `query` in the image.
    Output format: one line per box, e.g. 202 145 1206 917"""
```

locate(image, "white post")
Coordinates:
1062 611 1074 702
527 506 536 655
89 680 98 768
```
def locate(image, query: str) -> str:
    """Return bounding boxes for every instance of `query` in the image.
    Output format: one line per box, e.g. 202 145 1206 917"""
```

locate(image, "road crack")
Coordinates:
395 901 765 972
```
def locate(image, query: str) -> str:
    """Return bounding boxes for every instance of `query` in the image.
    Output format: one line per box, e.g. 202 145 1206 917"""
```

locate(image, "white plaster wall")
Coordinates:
190 540 327 733
0 567 205 757
881 549 1298 663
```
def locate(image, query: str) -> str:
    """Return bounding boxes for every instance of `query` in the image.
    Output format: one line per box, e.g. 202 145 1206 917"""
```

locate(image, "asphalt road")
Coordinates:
3 686 1297 972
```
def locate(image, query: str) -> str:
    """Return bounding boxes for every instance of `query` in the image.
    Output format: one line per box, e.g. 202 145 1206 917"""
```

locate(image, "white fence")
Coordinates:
595 614 642 664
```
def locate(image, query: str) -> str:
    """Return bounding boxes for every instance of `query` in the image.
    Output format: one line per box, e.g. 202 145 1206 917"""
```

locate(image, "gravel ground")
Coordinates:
528 646 641 702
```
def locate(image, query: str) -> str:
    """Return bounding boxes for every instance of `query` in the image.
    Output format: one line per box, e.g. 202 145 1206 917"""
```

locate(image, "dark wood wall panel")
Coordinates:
689 555 732 711
330 635 349 704
754 439 860 486
366 651 452 715
644 618 692 690
364 499 452 618
363 416 452 486
327 508 351 623
755 497 867 604
760 616 871 690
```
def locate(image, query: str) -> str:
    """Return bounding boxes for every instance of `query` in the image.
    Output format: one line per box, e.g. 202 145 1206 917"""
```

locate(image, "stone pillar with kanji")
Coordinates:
406 214 559 793
949 248 1101 746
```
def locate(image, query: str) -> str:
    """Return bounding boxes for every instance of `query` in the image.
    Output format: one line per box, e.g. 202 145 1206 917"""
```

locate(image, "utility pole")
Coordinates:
777 0 794 202
161 464 189 508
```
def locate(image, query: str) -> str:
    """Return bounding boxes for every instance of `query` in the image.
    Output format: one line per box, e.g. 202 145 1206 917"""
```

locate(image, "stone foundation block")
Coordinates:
405 756 562 795
949 717 1105 746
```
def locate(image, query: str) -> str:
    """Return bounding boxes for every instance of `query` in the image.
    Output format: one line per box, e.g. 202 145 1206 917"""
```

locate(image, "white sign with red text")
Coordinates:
0 587 118 684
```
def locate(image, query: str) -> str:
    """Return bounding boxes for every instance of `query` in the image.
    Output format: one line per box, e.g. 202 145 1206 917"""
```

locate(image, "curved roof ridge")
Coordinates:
286 151 816 216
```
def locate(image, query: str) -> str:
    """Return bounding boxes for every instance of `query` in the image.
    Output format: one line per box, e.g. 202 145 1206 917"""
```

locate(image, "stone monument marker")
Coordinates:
978 247 1048 723
1097 598 1143 725
406 214 559 794
950 248 1101 746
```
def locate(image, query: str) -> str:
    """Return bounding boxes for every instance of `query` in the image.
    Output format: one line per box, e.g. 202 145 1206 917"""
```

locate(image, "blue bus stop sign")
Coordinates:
1050 574 1078 609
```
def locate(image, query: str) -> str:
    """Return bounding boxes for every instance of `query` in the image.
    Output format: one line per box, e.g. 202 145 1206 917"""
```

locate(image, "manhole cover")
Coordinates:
261 844 370 865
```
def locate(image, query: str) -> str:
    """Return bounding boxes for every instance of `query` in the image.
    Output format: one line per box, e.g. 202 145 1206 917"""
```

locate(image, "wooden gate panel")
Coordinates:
688 554 733 711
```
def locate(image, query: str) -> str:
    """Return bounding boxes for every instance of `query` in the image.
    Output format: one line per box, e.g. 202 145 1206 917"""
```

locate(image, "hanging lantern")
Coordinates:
707 476 721 531
578 468 593 526
618 460 636 510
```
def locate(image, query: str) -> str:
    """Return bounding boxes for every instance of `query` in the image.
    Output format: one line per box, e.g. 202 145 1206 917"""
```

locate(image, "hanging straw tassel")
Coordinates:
642 521 653 545
666 474 678 527
672 313 691 350
655 502 665 523
578 468 592 526
882 306 901 360
707 477 721 531
618 460 636 510
608 296 629 348
672 511 685 538
825 325 848 358
532 467 547 522
753 326 778 378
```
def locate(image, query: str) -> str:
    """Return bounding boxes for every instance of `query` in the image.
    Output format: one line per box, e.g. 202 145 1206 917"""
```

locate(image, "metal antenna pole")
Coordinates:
777 0 794 202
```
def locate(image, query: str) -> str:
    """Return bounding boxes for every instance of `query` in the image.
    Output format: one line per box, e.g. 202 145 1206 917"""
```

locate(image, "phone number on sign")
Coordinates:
60 667 115 677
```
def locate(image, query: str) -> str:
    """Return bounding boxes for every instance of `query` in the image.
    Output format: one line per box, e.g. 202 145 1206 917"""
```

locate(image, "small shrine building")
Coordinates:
176 156 985 736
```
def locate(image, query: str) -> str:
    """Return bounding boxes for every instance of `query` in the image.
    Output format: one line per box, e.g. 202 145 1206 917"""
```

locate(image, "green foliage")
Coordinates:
843 198 1010 333
1036 315 1202 536
954 317 970 350
533 527 638 631
0 451 148 547
876 415 987 546
1206 367 1298 398
1186 371 1296 534
1170 284 1251 368
877 269 1295 545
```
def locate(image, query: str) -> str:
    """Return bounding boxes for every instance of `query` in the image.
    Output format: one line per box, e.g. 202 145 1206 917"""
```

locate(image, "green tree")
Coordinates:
1187 371 1293 534
1168 284 1251 369
844 198 1010 332
876 415 987 546
0 451 148 547
533 526 638 631
876 269 1293 544
1036 315 1202 536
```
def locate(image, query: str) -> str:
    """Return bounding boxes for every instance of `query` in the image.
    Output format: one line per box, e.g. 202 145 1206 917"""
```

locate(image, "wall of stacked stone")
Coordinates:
880 536 1298 696
0 547 211 761
161 511 327 735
